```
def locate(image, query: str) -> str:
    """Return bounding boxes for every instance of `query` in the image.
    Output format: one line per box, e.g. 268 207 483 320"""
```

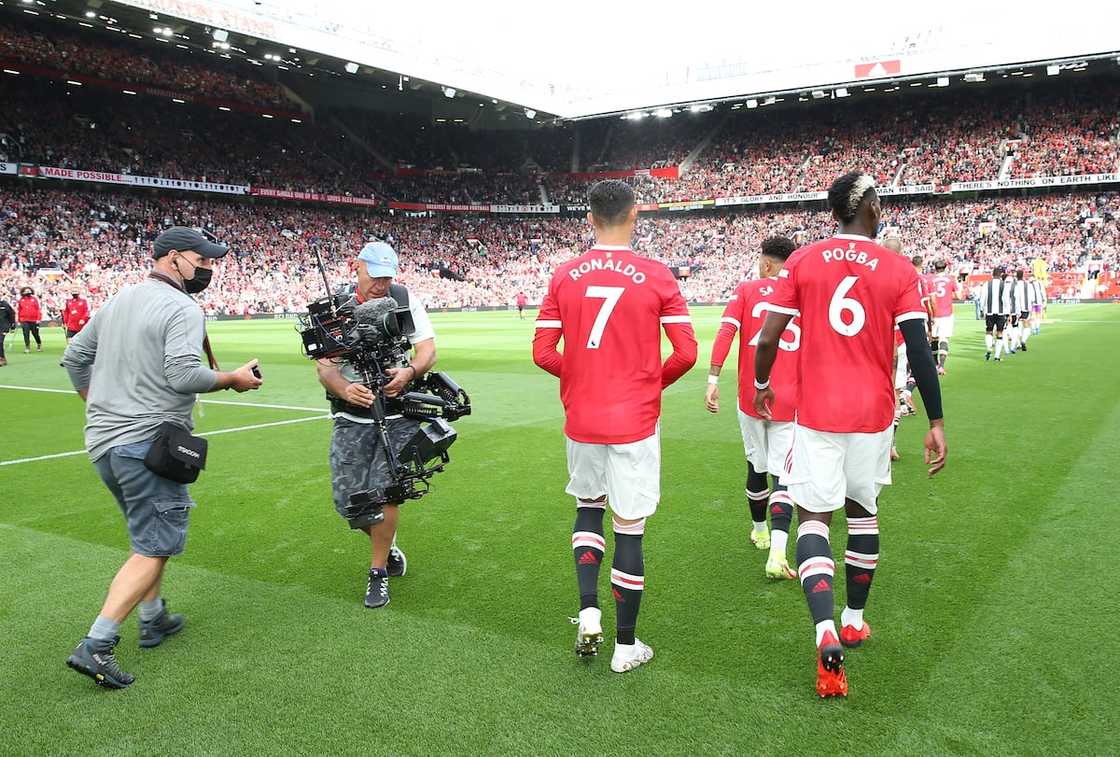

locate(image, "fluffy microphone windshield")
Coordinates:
354 297 397 324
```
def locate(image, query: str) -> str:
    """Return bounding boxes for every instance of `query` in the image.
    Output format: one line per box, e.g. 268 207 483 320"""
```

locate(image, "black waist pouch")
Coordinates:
144 422 208 484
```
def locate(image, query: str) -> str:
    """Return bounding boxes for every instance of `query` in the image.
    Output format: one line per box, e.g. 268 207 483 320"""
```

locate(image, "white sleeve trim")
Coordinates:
895 311 928 324
766 304 798 316
534 320 562 328
720 317 741 328
659 315 692 324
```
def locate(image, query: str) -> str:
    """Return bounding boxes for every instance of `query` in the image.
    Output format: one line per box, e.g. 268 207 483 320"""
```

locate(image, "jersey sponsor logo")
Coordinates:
820 246 880 271
568 256 647 284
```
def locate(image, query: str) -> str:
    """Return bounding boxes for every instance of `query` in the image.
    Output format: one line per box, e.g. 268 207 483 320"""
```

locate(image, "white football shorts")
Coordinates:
565 428 660 520
894 342 909 390
782 423 892 514
738 410 793 480
932 315 954 339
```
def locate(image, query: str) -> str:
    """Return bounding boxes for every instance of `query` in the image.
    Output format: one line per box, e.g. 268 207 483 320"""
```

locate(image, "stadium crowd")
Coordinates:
0 17 287 108
2 46 1116 206
2 185 1117 316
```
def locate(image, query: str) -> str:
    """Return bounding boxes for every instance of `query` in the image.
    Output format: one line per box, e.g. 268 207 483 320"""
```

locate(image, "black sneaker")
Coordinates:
139 603 185 648
66 635 135 689
387 545 407 577
365 569 390 609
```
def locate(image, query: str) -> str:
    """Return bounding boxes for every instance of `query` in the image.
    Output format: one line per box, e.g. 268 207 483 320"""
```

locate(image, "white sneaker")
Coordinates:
575 607 603 657
610 638 654 673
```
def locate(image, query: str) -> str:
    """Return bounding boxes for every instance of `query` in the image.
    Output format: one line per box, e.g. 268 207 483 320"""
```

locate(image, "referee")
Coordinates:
61 227 262 689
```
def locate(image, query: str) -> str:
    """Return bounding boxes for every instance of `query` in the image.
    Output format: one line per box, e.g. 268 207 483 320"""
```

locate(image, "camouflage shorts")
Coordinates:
329 416 421 529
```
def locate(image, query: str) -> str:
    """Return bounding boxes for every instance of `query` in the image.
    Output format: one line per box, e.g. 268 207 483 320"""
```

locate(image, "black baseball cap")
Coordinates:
153 226 229 259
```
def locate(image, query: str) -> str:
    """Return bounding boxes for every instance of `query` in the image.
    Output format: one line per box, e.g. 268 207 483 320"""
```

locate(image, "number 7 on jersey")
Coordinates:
584 285 624 349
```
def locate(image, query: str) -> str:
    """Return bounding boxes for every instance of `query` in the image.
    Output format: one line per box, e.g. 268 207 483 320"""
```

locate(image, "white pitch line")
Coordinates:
197 399 325 413
0 414 328 467
0 385 323 413
0 384 72 394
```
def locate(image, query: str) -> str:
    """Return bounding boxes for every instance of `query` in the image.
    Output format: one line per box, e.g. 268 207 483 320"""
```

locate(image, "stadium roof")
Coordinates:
91 0 1120 119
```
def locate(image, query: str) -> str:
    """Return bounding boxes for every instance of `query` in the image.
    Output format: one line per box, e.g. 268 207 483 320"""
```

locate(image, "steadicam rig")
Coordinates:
297 245 471 523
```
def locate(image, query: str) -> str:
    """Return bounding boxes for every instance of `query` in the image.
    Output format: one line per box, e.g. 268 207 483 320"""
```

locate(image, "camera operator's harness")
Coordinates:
298 255 471 524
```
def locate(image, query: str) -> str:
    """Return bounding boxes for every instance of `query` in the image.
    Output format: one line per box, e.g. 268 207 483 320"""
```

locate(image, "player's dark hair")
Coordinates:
1016 270 1025 280
827 171 876 223
588 180 635 227
934 260 947 272
911 255 923 267
760 236 796 261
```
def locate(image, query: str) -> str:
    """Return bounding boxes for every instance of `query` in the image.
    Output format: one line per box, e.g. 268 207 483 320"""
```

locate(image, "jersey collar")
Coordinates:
834 233 872 241
591 244 633 251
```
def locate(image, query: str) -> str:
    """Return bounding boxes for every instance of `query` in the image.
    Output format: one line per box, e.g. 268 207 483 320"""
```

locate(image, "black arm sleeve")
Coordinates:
900 319 943 422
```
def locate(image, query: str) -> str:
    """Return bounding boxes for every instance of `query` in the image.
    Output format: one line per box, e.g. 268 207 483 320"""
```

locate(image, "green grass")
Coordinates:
2 304 1119 756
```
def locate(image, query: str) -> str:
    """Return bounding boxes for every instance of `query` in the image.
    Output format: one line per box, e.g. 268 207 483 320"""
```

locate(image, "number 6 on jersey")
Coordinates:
584 286 624 349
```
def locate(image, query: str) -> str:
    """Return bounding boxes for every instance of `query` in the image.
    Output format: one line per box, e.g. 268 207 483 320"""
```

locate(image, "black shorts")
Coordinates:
1020 311 1029 321
985 315 1007 332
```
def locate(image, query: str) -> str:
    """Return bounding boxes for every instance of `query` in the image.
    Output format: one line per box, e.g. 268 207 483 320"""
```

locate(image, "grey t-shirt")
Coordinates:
62 277 218 461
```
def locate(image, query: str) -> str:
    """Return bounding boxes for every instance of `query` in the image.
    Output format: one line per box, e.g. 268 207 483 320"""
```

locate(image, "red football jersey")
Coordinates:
533 245 697 444
64 297 91 332
926 273 956 318
768 234 926 433
710 277 800 421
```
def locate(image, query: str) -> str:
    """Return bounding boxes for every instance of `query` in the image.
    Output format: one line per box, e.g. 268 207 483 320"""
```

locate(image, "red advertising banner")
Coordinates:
388 201 490 212
250 187 379 206
0 57 305 120
854 60 902 78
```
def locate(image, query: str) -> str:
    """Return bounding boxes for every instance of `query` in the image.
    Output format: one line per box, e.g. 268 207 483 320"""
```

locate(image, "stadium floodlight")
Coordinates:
746 99 758 109
936 76 950 87
811 90 826 99
964 72 984 82
835 88 849 98
442 86 456 98
525 108 536 119
85 10 95 17
653 108 672 118
149 13 158 19
344 62 359 74
213 29 228 42
1047 64 1060 76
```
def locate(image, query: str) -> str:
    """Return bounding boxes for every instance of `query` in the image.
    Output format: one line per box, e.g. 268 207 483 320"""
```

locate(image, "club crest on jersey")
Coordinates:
821 245 879 271
569 256 647 284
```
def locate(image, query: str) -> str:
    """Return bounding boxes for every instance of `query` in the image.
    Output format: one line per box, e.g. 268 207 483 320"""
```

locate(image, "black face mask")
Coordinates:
174 256 213 294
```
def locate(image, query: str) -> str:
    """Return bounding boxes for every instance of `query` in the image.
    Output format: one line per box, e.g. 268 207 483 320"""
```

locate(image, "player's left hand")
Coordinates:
705 384 720 413
753 386 775 420
924 421 947 477
383 365 415 397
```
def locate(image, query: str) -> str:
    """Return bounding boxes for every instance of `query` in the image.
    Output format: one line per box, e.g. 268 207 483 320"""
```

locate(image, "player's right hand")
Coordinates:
753 386 775 420
705 384 720 413
924 421 947 477
343 382 375 408
231 359 263 393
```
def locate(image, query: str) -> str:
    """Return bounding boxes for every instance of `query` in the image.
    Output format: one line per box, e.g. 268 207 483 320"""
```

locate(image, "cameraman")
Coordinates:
317 241 436 609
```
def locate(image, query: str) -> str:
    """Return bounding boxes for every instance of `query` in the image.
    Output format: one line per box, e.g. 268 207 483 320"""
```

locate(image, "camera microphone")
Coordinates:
353 297 397 324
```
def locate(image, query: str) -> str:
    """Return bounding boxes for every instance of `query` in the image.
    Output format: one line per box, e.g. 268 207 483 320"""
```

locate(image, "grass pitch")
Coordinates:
1 304 1118 755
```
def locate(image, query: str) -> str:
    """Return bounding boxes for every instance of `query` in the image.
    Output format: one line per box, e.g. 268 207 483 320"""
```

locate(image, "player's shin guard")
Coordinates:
768 486 794 555
572 501 606 610
611 519 645 646
746 464 769 528
796 520 835 643
843 516 880 623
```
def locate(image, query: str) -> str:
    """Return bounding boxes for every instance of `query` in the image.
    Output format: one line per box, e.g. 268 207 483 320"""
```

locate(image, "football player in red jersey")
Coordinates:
706 236 799 579
927 260 957 373
533 180 697 673
753 171 947 698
